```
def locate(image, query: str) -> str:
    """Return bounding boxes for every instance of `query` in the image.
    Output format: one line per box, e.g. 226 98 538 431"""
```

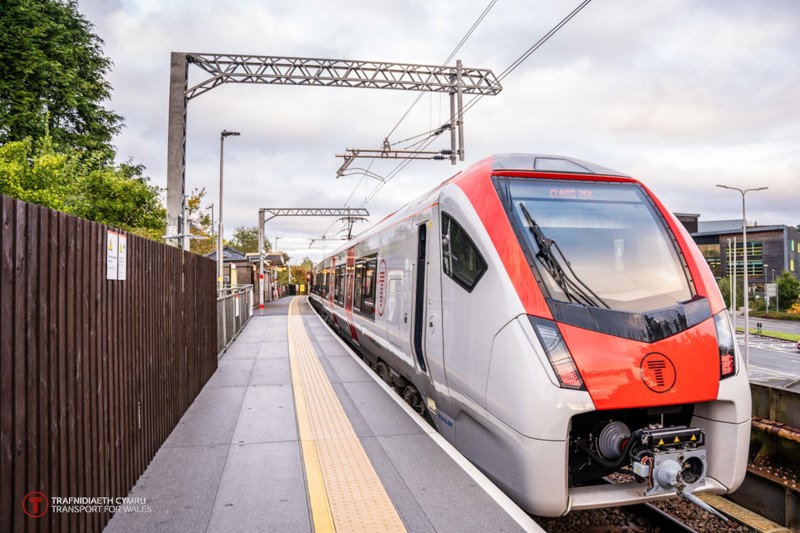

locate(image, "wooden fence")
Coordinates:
0 195 218 532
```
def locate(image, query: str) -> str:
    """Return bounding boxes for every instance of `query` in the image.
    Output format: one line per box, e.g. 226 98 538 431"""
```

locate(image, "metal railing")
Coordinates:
217 284 254 356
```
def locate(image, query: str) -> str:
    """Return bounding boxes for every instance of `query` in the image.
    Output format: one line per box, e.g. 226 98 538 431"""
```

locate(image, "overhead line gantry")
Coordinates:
166 53 501 249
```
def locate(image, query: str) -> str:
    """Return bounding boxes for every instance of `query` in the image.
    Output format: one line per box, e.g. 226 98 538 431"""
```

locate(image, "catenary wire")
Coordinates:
324 0 501 239
356 0 594 209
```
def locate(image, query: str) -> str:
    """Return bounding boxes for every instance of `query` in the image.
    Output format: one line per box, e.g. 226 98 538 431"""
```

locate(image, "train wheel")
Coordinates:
402 386 426 417
375 361 392 386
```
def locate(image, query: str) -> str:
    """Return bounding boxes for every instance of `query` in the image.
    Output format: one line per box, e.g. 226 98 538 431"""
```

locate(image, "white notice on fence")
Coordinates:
106 230 128 281
107 230 119 280
118 234 127 280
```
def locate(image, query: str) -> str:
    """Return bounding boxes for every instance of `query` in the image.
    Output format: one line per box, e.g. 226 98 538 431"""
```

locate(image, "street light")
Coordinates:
218 129 241 290
716 184 767 368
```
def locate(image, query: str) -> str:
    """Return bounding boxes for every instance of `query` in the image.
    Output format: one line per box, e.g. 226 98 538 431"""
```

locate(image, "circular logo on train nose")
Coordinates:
640 352 676 393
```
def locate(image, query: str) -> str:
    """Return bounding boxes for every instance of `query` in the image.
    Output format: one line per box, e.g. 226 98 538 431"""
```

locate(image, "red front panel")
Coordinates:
560 318 721 410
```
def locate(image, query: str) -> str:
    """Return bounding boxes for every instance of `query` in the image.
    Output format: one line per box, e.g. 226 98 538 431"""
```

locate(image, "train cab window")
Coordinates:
441 213 487 292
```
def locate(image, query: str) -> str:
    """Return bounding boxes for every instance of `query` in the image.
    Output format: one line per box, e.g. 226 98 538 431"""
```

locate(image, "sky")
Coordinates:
77 0 799 264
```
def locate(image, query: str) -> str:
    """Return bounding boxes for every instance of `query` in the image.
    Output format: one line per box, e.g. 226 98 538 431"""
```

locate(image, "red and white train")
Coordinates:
308 154 751 516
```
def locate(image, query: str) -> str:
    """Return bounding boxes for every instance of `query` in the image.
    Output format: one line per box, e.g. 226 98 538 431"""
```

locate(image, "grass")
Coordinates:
736 327 800 343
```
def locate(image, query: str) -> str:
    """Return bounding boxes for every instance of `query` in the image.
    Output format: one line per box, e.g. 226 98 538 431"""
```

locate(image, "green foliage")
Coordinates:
230 225 269 255
0 2 167 240
717 276 744 310
186 188 215 255
777 271 800 312
0 137 165 237
0 0 121 161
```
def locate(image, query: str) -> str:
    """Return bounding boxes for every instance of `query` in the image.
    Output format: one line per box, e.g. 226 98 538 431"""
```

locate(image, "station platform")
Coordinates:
105 296 541 532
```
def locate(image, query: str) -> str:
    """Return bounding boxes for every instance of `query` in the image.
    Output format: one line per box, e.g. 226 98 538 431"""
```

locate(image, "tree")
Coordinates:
717 277 744 311
0 0 122 161
230 225 269 254
777 271 800 312
185 188 215 255
0 137 165 238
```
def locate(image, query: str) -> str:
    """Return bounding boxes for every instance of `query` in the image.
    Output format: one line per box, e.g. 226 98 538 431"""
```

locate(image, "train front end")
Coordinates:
470 155 751 515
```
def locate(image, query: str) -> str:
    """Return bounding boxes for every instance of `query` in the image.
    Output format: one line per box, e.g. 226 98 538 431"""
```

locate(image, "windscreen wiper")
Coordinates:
519 203 610 309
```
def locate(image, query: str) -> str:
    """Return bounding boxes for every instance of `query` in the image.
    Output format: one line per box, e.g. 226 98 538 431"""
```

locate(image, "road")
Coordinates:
744 332 800 390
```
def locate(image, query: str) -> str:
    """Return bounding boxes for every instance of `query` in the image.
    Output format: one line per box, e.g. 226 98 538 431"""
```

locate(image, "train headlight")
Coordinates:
530 317 585 390
713 311 736 379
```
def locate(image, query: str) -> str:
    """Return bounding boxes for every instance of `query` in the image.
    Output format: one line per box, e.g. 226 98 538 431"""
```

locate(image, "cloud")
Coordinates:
76 0 800 260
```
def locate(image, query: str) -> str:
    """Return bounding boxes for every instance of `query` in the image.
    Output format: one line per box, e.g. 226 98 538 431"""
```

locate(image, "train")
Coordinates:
307 154 751 517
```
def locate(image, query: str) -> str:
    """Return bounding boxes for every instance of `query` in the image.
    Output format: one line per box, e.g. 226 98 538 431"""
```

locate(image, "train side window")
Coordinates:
361 255 377 316
354 260 364 311
334 265 345 305
441 213 487 292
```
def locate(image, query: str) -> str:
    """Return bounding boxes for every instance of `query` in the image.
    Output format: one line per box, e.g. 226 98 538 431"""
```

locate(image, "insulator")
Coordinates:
598 421 631 460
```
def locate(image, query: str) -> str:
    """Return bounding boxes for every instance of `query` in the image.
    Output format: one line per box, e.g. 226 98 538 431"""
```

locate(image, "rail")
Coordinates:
217 284 253 356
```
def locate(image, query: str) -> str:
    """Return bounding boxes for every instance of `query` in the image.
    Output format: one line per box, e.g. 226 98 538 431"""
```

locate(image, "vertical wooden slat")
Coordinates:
64 216 76 533
13 201 27 531
109 238 119 502
96 223 110 526
23 204 39 533
47 208 60 533
1 197 14 532
36 206 51 533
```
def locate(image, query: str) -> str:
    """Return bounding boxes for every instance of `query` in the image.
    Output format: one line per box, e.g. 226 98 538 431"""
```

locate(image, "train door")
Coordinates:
412 223 428 372
412 218 447 401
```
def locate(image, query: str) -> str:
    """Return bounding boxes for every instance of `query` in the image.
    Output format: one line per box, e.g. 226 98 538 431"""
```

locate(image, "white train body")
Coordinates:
308 154 751 516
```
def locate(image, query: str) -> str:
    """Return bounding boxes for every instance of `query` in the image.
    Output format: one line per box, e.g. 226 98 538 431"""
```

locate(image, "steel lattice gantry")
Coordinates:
256 207 370 308
166 52 502 248
185 54 502 99
259 207 371 221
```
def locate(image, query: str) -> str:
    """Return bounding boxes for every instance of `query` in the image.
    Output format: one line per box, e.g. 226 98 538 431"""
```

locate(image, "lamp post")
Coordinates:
218 130 240 290
716 184 767 368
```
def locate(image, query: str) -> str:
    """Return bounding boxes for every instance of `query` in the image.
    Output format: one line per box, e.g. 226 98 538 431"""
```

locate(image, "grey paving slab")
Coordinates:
231 385 297 444
359 436 436 533
322 353 373 383
204 358 255 388
379 433 525 533
313 338 351 357
207 441 310 533
342 380 422 437
248 357 291 386
105 444 229 533
329 382 374 439
163 386 247 447
221 340 261 360
257 340 289 359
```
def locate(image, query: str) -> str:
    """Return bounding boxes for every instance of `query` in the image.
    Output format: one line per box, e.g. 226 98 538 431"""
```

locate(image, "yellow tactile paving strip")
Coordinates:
288 298 407 533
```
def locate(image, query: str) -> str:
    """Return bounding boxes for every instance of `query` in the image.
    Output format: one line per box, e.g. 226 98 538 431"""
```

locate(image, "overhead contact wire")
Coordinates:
358 0 594 209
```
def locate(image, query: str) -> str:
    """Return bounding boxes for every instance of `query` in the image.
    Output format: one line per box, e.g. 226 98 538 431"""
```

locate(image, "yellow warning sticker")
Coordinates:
658 439 665 446
691 434 697 441
674 436 680 443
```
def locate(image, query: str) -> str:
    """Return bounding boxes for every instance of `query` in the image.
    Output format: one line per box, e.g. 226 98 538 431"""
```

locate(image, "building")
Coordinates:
681 215 800 286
